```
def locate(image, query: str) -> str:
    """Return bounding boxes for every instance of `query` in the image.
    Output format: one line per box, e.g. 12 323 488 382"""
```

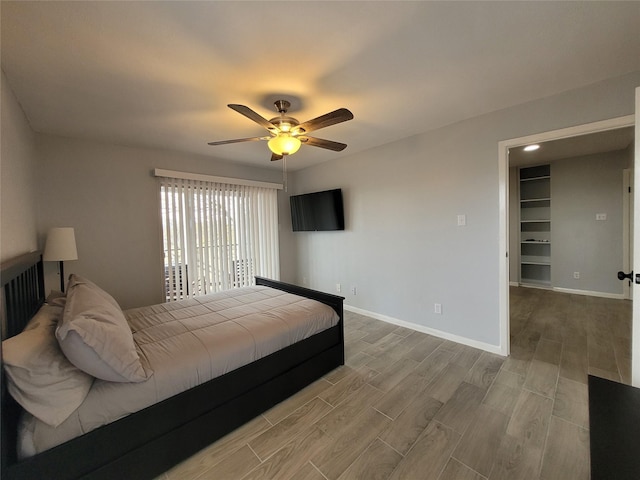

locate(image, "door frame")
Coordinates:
623 168 632 300
498 114 635 356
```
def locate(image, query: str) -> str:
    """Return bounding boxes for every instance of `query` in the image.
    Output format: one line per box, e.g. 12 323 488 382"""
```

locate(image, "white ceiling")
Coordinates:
2 1 639 171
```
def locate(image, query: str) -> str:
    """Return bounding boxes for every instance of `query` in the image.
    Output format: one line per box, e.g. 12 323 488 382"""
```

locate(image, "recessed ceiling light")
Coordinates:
523 144 540 152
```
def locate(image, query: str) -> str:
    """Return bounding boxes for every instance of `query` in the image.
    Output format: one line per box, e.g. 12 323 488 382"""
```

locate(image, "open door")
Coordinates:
633 87 640 387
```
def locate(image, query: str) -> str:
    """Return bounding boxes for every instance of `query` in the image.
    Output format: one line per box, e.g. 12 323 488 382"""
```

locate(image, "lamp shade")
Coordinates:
268 134 301 156
43 228 78 261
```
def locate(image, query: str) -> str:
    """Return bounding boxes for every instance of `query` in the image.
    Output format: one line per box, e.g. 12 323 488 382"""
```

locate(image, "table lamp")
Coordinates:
43 227 78 292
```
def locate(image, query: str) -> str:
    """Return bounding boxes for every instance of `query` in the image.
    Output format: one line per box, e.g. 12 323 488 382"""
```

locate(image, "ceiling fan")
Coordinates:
207 100 354 161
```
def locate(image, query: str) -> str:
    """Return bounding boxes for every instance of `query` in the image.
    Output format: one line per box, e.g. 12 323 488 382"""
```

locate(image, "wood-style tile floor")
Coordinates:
157 287 631 480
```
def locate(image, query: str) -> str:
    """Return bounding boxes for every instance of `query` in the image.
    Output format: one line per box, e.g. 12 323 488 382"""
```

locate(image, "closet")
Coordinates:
519 164 551 286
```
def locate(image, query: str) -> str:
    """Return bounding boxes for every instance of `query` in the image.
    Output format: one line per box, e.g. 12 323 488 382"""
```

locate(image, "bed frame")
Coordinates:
0 252 344 480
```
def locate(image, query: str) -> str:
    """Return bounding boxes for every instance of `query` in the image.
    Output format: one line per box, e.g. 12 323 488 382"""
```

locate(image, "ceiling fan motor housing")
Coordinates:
268 115 300 133
268 100 301 134
273 100 291 114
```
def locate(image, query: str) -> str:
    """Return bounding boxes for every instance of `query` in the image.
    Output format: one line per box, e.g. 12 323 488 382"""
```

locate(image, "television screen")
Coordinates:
290 189 345 232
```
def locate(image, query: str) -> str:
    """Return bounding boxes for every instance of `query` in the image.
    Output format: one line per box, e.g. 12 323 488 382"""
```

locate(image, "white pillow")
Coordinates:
2 305 94 427
56 274 150 383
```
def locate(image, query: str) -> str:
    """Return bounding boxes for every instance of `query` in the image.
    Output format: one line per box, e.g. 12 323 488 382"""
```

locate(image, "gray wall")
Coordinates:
551 149 631 293
35 135 286 309
1 71 38 261
287 71 640 349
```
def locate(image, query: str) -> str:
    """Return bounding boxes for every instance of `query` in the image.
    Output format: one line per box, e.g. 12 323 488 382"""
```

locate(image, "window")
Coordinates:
158 172 280 301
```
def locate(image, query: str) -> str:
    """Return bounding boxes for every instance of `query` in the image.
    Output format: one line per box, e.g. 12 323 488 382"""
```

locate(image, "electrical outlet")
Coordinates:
457 214 466 226
351 286 357 295
303 277 307 285
596 213 607 221
573 272 580 279
336 283 341 293
434 303 442 314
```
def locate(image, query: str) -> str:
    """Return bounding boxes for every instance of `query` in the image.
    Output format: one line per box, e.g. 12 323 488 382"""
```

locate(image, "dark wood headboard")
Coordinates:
0 251 45 341
1 251 45 474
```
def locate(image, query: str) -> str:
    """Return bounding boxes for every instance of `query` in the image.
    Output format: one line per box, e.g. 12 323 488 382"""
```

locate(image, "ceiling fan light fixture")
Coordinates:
268 134 301 156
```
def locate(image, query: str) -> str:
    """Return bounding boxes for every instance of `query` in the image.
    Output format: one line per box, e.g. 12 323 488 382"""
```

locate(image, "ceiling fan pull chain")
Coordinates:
283 155 288 192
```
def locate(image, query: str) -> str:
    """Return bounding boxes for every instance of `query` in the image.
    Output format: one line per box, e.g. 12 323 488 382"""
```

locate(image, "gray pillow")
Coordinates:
56 274 150 383
2 305 94 427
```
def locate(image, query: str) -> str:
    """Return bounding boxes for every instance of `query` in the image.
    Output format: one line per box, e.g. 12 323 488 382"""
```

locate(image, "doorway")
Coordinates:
498 115 635 358
509 126 634 297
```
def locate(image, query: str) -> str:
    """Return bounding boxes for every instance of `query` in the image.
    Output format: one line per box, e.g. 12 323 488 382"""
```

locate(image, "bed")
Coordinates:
0 251 344 480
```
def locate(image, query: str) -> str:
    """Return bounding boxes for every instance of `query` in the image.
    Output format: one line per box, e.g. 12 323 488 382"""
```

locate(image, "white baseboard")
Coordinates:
515 284 626 300
552 287 626 300
344 305 505 356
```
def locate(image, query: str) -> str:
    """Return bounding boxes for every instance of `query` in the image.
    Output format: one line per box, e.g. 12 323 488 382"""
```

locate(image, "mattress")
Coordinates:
18 286 339 457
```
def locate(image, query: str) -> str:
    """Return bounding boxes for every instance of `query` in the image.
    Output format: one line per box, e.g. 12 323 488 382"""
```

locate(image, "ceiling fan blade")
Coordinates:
271 153 284 161
207 136 265 146
228 104 278 131
295 108 353 134
299 136 347 152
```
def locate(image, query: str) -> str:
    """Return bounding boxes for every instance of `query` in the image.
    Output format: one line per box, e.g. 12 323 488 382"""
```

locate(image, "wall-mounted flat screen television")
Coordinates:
290 188 345 232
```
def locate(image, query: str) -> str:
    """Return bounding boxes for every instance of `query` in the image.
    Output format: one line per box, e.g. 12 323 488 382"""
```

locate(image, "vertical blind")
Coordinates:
159 175 280 301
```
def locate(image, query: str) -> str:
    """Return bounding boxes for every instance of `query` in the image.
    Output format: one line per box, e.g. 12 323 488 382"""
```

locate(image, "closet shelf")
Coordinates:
520 198 551 204
520 278 552 287
520 175 550 182
521 256 551 265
